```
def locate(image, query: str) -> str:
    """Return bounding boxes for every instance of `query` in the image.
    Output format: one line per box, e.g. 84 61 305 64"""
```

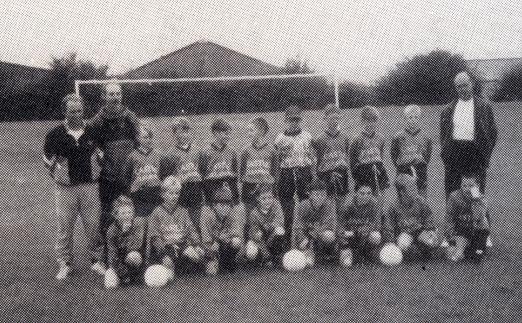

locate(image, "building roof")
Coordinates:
124 40 281 79
0 60 49 80
467 57 522 82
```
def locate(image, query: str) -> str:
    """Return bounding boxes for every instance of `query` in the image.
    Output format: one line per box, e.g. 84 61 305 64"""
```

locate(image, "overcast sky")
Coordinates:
0 0 520 84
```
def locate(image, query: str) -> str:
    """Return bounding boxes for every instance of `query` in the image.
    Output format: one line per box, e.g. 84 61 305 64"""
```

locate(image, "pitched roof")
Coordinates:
125 40 281 79
467 57 522 82
0 60 49 80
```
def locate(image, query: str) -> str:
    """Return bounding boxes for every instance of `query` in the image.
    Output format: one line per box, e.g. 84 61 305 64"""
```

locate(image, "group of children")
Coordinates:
103 103 491 288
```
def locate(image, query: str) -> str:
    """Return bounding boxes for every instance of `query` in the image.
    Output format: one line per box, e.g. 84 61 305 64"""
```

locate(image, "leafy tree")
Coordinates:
492 64 522 102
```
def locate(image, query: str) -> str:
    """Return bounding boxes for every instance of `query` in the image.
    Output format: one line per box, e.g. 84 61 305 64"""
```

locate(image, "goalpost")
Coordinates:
75 73 340 112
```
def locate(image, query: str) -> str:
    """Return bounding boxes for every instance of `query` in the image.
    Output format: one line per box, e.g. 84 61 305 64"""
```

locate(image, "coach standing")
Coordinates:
43 94 105 280
440 71 497 198
90 83 140 242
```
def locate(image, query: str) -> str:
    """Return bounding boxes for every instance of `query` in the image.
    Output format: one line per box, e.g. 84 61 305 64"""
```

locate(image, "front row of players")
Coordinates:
103 171 491 288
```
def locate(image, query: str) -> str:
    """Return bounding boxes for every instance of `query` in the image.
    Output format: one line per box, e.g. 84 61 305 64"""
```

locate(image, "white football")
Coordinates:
245 241 259 260
125 251 142 267
379 243 403 266
368 231 382 245
339 248 353 267
397 232 413 251
282 250 307 272
144 265 172 288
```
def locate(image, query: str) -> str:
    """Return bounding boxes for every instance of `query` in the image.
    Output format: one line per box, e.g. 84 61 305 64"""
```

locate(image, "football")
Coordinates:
282 249 307 272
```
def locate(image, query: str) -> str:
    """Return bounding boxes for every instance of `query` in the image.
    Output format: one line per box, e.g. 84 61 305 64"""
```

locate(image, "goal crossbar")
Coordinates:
75 73 340 107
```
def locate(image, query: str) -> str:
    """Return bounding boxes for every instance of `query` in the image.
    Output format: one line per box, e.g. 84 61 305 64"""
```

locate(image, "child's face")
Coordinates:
325 113 340 131
213 130 231 145
116 205 134 233
213 202 231 217
309 190 327 207
285 118 301 132
356 186 373 205
461 177 478 198
257 192 274 211
175 128 192 145
405 112 420 131
162 186 181 206
138 128 153 150
362 120 378 134
247 123 262 142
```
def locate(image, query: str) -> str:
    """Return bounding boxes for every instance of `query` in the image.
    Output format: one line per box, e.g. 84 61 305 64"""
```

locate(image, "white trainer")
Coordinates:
91 261 106 275
56 262 72 280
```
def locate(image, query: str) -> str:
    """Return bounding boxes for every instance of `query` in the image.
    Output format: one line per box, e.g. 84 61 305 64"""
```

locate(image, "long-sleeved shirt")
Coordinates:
148 204 200 250
199 142 238 180
248 201 284 240
159 143 202 182
121 148 162 202
239 142 277 184
106 217 147 267
274 128 314 169
337 196 381 233
349 131 385 170
292 198 337 246
312 130 350 173
445 189 489 237
390 129 432 167
382 196 435 242
199 204 245 245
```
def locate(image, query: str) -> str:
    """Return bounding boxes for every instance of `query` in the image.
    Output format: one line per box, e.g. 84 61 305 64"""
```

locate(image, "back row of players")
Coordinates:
44 88 491 287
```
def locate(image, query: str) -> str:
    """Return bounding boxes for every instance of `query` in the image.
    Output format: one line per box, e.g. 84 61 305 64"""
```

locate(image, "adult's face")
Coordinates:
103 83 123 113
65 99 84 126
454 73 473 100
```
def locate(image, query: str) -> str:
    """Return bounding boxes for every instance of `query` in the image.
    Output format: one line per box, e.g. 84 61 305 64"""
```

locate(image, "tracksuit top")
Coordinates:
160 144 202 183
312 130 350 173
89 108 140 182
122 148 162 199
148 204 200 247
338 197 381 232
239 142 277 184
293 198 337 244
248 202 285 239
274 128 314 168
390 129 432 167
200 204 246 245
446 189 489 233
199 143 238 180
106 217 147 266
382 195 435 242
349 131 385 168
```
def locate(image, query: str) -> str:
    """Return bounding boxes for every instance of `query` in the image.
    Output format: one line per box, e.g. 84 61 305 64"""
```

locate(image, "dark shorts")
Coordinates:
352 162 389 194
318 169 349 196
203 177 239 205
278 166 313 201
179 181 204 208
397 163 428 190
130 187 162 217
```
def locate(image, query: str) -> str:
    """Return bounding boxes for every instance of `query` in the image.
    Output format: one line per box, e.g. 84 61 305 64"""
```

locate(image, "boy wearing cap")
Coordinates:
390 105 433 198
292 178 337 266
274 105 315 245
337 185 382 265
311 103 351 208
199 118 239 205
121 122 162 218
244 183 286 265
349 106 389 196
382 174 439 259
200 184 246 275
444 173 490 262
147 176 203 273
160 118 204 230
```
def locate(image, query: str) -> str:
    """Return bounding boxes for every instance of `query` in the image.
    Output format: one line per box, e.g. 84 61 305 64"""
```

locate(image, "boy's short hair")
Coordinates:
285 105 302 120
161 176 182 192
360 106 380 121
251 117 269 135
61 93 84 115
211 118 231 132
395 173 417 190
357 184 372 192
307 178 327 192
324 103 341 116
172 117 191 132
461 172 479 183
255 183 274 197
213 183 233 203
112 195 134 218
403 104 421 117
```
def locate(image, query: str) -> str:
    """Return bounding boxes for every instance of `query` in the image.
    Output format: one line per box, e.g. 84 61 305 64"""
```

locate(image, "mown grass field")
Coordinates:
0 102 520 322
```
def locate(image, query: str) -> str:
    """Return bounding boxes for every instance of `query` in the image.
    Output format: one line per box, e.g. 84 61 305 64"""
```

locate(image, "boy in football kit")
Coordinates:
104 196 148 288
337 185 382 266
292 179 337 266
159 118 204 230
445 174 491 262
274 105 315 245
349 106 389 197
199 118 239 205
244 184 286 266
199 184 246 275
148 176 204 274
121 123 162 218
312 103 351 209
390 105 433 198
382 174 439 259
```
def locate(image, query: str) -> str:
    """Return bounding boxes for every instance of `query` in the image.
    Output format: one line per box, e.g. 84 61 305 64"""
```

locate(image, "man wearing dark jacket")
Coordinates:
440 72 497 198
90 83 140 237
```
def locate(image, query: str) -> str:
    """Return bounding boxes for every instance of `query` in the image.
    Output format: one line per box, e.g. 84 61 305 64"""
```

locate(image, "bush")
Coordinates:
492 64 522 102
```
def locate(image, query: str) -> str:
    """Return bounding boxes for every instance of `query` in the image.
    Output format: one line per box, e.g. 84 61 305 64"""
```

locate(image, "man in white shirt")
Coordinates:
440 72 497 198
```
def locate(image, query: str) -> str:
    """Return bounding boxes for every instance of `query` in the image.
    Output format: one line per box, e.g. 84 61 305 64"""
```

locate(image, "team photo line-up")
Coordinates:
43 70 497 288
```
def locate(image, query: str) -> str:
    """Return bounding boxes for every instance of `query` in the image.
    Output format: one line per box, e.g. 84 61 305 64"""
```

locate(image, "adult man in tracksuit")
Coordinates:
90 83 140 246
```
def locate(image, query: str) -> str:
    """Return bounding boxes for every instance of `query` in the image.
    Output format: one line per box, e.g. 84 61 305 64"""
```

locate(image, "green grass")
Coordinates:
1 102 521 322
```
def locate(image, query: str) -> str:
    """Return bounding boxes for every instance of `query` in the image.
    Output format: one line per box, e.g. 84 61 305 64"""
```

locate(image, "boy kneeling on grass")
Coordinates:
200 184 246 275
337 185 382 266
292 178 337 266
147 176 204 274
243 183 286 267
104 196 147 288
445 173 490 262
382 174 439 260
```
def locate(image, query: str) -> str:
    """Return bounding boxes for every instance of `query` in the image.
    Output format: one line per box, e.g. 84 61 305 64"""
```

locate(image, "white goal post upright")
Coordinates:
75 73 340 108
